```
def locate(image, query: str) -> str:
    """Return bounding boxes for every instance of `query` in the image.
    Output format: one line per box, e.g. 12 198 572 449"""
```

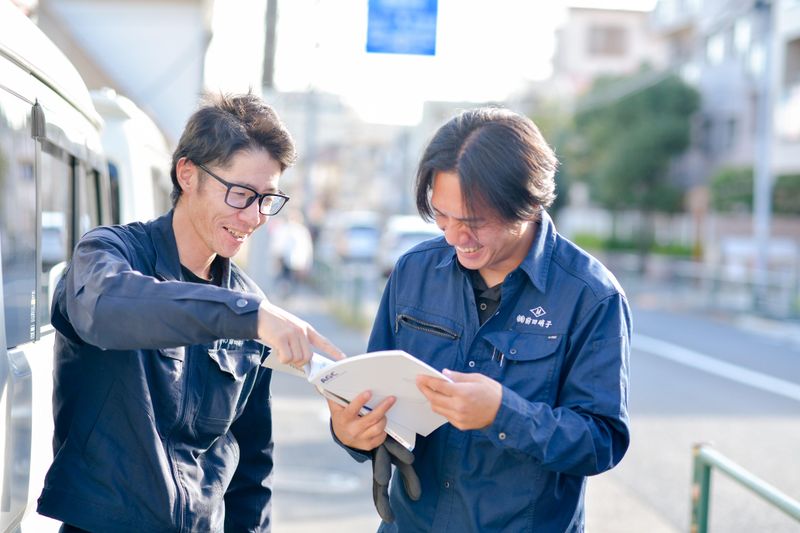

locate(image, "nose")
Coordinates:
238 198 263 226
442 220 470 246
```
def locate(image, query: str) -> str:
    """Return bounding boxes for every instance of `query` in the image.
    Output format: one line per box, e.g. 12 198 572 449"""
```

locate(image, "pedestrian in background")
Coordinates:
38 92 344 532
329 107 631 532
271 207 314 300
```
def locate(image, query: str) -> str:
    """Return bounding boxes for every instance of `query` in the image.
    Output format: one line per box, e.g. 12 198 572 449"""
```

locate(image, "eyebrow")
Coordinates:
225 176 280 195
212 169 281 195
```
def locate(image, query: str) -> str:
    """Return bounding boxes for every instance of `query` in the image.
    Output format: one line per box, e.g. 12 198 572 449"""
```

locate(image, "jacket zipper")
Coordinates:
395 314 460 340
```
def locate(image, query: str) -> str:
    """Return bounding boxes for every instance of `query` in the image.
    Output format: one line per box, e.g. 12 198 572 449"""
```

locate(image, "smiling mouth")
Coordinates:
456 245 481 254
224 227 249 240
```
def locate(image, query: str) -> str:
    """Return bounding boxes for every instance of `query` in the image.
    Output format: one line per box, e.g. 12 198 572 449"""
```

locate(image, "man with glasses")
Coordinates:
38 93 344 532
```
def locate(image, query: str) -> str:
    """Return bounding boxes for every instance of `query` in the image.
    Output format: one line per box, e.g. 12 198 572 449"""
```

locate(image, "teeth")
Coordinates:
225 227 248 240
457 246 480 253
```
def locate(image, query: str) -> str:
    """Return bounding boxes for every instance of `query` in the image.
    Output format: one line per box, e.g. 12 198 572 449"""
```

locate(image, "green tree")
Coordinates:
568 72 699 260
773 174 800 216
710 168 800 216
710 167 753 213
530 99 573 214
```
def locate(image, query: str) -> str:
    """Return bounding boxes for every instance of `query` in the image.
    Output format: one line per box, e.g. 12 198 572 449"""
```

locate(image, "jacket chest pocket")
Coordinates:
483 331 563 403
195 341 263 436
394 308 461 364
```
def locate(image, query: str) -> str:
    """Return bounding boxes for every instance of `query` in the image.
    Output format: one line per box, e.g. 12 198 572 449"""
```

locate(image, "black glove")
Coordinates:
371 436 422 523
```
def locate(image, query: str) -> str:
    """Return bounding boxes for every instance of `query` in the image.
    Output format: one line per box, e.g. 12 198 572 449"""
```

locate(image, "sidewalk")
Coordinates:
586 474 679 533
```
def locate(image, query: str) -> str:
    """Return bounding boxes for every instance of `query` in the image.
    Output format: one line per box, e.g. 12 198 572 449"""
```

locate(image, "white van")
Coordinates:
91 87 172 224
1 2 111 531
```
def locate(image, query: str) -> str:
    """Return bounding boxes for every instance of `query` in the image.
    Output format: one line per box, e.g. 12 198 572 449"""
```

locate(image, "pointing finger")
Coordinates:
308 327 346 360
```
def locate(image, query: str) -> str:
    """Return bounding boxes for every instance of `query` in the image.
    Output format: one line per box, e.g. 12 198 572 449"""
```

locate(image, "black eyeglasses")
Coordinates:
195 162 289 216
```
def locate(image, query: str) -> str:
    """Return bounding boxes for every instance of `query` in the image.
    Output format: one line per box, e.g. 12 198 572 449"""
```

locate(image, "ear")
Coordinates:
175 157 197 193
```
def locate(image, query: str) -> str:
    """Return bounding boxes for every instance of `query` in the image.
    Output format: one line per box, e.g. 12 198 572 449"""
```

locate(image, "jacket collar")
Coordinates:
152 210 182 281
518 209 555 293
150 210 233 287
434 209 555 293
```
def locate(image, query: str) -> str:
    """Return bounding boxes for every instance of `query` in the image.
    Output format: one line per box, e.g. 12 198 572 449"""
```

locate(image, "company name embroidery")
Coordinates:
516 315 552 328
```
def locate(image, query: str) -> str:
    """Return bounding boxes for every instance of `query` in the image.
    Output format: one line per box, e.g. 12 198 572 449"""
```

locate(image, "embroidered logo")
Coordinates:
516 306 552 329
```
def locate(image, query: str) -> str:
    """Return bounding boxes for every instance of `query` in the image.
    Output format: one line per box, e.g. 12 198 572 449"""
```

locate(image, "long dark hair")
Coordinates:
416 107 558 223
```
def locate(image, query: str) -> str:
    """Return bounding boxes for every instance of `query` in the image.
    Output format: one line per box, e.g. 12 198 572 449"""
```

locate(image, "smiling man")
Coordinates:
37 93 343 532
330 107 631 532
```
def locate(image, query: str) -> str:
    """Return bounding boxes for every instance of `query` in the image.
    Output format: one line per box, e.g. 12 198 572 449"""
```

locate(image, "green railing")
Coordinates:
690 443 800 533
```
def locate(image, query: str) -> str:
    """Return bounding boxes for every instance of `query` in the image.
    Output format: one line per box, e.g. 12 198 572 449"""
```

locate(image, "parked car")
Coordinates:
377 215 441 277
317 210 382 264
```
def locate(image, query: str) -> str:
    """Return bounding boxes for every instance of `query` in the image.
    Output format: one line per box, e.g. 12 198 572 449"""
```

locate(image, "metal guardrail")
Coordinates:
690 443 800 533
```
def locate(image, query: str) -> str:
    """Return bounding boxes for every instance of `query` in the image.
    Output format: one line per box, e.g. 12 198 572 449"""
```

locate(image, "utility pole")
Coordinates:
753 0 774 311
262 0 278 89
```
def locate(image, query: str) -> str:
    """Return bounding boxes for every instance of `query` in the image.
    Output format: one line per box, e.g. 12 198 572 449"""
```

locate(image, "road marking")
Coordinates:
635 334 800 402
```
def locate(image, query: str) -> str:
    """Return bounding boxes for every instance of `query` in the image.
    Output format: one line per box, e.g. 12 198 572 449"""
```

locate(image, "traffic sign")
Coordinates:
366 0 438 56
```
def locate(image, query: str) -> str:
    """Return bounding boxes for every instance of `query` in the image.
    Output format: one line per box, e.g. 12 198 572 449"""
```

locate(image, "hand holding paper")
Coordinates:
263 349 451 450
327 391 395 451
417 368 503 431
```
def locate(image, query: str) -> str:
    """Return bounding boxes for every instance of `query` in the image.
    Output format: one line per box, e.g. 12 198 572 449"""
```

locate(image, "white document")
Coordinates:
263 349 451 450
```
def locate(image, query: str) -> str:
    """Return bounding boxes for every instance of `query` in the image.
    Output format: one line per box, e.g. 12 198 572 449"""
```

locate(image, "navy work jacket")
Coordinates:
37 211 273 532
366 211 631 532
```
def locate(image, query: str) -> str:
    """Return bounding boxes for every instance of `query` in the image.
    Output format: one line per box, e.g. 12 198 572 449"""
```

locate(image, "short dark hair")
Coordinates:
169 92 297 206
415 107 558 223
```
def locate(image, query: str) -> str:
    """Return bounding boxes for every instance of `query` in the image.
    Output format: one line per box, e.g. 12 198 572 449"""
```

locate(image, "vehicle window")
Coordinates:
39 142 72 327
108 160 121 224
0 91 37 348
152 167 170 216
77 165 101 236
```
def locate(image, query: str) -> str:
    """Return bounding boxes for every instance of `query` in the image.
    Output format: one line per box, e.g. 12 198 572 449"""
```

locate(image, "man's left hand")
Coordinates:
417 370 502 430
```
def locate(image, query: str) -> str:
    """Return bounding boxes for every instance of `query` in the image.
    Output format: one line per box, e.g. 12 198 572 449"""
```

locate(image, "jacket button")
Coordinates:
509 348 517 355
468 361 475 368
236 298 248 308
444 481 451 489
498 432 507 440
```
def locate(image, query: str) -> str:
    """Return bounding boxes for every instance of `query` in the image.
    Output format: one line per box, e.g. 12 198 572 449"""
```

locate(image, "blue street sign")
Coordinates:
366 0 438 56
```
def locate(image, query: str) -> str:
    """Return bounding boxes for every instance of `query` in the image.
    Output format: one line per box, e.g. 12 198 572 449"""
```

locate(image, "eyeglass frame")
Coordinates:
194 161 290 216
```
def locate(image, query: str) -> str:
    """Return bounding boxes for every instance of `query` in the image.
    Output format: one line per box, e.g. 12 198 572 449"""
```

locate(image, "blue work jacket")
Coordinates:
367 211 631 532
37 211 273 532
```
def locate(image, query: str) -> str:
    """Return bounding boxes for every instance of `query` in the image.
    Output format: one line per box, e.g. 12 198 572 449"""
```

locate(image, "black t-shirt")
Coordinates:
468 269 501 325
180 259 222 286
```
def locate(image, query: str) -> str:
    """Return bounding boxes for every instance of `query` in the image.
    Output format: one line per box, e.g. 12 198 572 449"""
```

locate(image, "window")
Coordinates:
39 141 72 327
0 91 37 347
152 167 171 216
733 18 751 57
108 161 121 224
77 166 101 238
785 37 800 88
706 33 725 65
587 25 627 57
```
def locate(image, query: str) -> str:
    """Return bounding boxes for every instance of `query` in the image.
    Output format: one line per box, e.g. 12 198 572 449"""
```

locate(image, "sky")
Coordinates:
205 0 657 124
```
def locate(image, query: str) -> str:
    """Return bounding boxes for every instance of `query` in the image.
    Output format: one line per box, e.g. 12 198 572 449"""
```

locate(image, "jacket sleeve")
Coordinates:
482 292 632 477
60 227 261 350
225 367 274 532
